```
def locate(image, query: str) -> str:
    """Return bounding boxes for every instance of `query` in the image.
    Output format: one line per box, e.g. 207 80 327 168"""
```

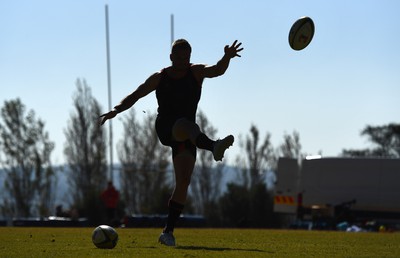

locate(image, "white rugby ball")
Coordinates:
92 225 118 249
288 16 315 51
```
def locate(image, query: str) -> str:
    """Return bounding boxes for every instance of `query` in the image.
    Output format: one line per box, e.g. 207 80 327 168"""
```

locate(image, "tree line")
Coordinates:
0 78 399 227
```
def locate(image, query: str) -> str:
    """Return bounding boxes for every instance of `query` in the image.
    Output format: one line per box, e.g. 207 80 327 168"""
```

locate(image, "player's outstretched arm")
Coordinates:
100 72 160 125
202 40 243 78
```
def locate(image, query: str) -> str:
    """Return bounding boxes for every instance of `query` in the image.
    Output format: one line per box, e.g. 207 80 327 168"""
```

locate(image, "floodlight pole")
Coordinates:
105 4 113 182
171 14 174 46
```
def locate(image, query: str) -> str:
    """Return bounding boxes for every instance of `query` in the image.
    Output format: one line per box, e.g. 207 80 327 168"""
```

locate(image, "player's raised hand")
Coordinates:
99 110 117 125
224 40 243 58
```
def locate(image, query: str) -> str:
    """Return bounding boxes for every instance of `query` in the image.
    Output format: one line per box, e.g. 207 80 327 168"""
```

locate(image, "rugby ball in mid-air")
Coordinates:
289 16 315 51
92 225 118 249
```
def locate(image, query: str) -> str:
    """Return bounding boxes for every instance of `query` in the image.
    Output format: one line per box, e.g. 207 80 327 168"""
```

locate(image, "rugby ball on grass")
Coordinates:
92 225 118 249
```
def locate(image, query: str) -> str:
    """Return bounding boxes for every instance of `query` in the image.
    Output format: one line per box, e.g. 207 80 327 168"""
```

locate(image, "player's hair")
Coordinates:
171 39 192 54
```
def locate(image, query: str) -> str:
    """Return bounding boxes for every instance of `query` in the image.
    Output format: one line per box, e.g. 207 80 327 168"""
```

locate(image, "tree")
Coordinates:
236 124 275 188
64 79 107 224
342 123 400 158
277 130 305 177
219 125 277 228
278 131 302 159
190 111 224 219
220 127 307 228
0 98 55 217
117 109 170 215
219 183 250 227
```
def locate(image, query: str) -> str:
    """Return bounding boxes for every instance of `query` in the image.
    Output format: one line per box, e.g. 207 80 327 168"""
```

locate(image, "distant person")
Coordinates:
100 39 243 246
69 206 79 221
101 181 120 224
55 205 70 217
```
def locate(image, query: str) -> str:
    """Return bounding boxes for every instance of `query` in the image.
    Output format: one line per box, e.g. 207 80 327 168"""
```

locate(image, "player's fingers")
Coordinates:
235 42 242 49
231 40 238 47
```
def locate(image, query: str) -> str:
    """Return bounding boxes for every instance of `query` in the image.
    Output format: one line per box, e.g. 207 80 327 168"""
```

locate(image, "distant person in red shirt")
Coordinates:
101 181 119 224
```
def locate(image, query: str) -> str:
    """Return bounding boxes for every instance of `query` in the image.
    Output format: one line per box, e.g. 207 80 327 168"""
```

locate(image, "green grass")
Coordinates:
0 227 399 258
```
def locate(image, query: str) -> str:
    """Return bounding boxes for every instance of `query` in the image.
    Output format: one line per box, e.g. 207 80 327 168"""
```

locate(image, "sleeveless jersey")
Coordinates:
156 67 201 122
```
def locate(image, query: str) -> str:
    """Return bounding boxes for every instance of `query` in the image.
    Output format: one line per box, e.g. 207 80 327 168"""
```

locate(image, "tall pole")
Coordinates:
105 4 113 182
170 14 174 46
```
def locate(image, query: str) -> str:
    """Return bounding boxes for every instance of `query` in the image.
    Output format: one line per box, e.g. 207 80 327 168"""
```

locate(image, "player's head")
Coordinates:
170 39 191 70
171 39 192 54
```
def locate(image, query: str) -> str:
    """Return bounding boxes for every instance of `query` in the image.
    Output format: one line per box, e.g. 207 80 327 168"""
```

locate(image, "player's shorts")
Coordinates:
155 115 197 159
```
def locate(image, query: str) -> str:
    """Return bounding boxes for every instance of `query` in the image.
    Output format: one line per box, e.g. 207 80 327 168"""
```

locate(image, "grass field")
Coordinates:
0 227 399 258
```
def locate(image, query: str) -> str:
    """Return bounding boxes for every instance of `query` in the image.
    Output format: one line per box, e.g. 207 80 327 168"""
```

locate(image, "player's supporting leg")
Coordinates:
159 151 195 246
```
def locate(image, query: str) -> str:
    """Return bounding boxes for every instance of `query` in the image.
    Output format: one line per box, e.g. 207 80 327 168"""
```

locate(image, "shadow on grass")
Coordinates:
176 245 272 253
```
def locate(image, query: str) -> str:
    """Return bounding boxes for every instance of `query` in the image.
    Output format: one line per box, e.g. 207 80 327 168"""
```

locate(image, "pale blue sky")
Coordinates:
1 0 399 165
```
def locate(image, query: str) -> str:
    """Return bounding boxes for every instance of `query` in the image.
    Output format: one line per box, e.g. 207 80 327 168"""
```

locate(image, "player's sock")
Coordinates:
195 133 215 152
163 199 184 233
